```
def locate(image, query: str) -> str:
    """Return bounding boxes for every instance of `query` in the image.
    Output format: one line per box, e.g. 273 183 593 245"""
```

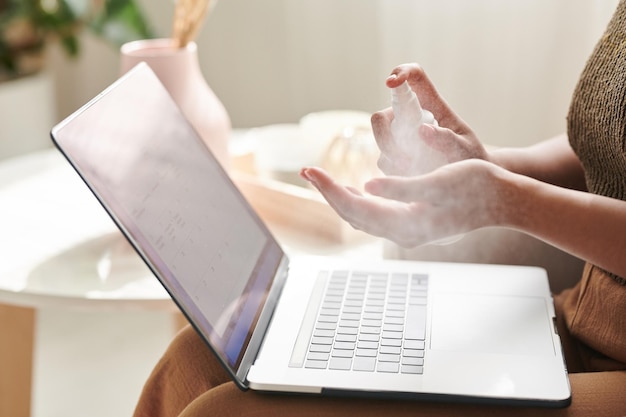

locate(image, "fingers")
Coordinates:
300 167 411 239
420 124 488 162
419 124 461 161
385 63 470 133
365 176 439 204
370 109 394 156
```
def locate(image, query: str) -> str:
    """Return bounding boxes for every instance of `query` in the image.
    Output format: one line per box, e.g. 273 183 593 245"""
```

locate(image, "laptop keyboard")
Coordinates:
302 270 428 374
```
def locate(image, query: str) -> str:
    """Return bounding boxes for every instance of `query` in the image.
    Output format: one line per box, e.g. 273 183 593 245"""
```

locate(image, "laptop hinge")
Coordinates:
236 255 290 384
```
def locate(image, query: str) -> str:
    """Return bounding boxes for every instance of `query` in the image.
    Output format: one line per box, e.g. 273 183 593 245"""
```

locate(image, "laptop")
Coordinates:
50 63 571 407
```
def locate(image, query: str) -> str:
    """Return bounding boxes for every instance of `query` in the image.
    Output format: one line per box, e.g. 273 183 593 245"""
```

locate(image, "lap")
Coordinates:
136 326 626 417
180 371 626 417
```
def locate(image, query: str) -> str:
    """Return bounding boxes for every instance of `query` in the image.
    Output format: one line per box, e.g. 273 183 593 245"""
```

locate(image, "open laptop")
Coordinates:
50 63 571 407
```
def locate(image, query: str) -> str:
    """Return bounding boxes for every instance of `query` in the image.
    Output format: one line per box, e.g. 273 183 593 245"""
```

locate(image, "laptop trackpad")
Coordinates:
430 294 555 356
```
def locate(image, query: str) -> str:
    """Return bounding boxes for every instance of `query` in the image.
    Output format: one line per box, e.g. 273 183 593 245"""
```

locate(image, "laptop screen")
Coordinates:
51 63 284 373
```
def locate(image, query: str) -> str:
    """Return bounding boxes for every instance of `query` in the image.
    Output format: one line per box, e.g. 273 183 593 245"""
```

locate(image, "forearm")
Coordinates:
502 172 626 278
489 134 587 191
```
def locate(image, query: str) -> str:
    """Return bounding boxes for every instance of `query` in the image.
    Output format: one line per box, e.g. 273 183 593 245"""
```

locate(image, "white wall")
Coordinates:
50 0 619 147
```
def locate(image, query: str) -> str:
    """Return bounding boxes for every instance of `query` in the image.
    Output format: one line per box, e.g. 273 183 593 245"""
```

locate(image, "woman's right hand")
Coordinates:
373 63 491 176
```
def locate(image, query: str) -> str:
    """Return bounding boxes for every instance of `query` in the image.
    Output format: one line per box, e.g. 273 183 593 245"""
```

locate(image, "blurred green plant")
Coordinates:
0 0 153 81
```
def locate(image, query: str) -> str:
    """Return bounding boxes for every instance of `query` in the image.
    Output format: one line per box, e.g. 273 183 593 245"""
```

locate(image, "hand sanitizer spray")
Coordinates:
390 81 462 244
390 81 447 176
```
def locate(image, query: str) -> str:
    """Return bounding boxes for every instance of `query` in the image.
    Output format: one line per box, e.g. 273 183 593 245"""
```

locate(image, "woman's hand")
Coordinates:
300 159 514 247
374 63 490 176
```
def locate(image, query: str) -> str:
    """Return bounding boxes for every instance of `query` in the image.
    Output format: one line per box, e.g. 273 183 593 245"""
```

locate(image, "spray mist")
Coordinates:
390 81 447 175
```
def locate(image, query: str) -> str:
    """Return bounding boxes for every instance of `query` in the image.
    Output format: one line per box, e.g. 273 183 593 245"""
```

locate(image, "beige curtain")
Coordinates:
202 0 619 146
54 0 619 148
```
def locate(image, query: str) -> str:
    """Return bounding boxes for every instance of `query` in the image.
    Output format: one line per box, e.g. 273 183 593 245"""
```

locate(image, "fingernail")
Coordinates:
300 168 317 186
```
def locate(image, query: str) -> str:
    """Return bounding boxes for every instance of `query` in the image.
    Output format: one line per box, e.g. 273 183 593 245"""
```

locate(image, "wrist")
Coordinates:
486 166 536 230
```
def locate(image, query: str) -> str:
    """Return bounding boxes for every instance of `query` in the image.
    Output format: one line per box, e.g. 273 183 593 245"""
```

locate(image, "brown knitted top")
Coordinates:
568 0 626 286
560 0 626 370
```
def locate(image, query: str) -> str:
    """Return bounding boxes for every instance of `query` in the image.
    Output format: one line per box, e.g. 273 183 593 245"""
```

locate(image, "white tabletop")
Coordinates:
0 149 174 310
0 149 382 312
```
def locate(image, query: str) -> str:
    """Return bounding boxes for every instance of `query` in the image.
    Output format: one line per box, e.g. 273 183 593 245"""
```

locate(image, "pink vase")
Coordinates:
120 38 231 169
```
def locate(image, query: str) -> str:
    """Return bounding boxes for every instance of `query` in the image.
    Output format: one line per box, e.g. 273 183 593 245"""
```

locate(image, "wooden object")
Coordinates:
0 303 35 417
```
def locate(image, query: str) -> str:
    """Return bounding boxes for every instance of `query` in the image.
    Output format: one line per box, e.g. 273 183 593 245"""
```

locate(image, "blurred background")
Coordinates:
47 0 619 147
0 1 621 416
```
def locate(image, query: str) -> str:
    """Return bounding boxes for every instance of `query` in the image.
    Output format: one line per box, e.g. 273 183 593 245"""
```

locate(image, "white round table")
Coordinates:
0 149 177 311
0 148 383 416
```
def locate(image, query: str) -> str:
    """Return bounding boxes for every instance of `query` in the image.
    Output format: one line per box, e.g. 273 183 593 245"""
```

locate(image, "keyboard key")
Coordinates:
380 338 402 347
307 352 330 361
305 360 327 369
334 341 356 350
363 312 383 320
404 305 426 340
381 331 402 339
387 296 406 304
335 333 357 343
379 345 401 355
341 313 361 321
383 324 404 332
403 349 425 358
402 357 424 366
331 349 354 358
318 315 338 323
384 316 404 325
313 329 335 338
401 365 424 374
353 356 376 372
404 340 425 350
378 353 400 363
359 333 379 342
362 319 382 327
360 326 381 335
363 305 384 313
315 322 336 330
357 341 378 349
356 348 377 357
311 336 333 345
309 344 332 353
337 326 358 335
377 362 399 373
329 357 352 370
367 293 385 300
